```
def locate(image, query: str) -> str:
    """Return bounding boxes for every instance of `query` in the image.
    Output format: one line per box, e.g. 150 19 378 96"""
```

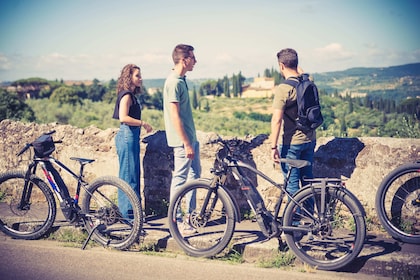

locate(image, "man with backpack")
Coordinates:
270 48 322 197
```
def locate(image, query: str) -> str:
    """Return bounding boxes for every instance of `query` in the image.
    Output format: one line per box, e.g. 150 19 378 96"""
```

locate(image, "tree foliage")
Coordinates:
50 86 82 106
1 71 419 139
0 90 35 122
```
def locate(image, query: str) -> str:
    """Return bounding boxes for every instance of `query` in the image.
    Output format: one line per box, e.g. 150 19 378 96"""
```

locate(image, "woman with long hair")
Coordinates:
112 64 152 218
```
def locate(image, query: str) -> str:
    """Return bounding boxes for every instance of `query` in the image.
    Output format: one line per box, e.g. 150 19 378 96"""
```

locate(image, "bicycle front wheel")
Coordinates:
0 171 56 240
168 179 236 257
283 186 366 271
375 162 420 244
81 176 142 250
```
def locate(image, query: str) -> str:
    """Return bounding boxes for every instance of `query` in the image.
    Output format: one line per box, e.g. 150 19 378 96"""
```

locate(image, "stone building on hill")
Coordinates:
241 77 274 98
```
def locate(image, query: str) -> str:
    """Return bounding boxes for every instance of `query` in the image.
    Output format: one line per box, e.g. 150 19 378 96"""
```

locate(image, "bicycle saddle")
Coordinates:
70 157 95 165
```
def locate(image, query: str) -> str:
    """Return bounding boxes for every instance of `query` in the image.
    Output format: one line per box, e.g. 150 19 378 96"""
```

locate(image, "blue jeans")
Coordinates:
279 141 316 197
171 142 201 221
115 124 141 219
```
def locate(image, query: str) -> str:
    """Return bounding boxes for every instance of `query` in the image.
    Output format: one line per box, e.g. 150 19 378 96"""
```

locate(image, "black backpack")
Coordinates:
282 74 324 132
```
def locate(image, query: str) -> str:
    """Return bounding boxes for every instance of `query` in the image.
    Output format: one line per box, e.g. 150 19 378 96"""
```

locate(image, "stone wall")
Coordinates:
1 119 419 218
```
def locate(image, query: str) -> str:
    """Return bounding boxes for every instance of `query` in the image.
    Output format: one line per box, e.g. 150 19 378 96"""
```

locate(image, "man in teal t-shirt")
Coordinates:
163 44 201 233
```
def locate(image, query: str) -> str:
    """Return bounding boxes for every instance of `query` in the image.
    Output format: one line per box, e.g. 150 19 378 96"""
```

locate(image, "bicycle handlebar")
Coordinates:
45 130 56 135
16 131 61 157
207 134 268 163
16 143 32 157
207 134 268 149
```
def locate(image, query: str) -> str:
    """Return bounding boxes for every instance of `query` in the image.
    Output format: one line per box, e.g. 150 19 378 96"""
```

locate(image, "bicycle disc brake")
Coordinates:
10 198 30 216
98 205 120 225
189 210 209 229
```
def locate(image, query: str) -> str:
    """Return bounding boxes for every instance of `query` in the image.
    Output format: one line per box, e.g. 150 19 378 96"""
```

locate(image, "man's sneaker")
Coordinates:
182 224 197 235
177 221 197 235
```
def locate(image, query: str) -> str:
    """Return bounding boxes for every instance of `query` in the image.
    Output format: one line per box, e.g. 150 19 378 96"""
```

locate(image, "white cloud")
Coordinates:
0 54 11 70
315 43 354 61
214 53 234 63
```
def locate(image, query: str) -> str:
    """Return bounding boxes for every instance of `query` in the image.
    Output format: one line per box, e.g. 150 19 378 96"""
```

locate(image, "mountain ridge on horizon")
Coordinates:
2 62 419 85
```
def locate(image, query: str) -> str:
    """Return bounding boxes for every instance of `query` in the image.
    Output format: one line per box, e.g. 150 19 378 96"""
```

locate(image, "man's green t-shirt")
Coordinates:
163 71 197 147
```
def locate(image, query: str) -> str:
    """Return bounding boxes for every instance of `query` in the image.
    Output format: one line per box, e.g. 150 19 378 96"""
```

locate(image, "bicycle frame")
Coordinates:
213 158 351 238
22 156 88 211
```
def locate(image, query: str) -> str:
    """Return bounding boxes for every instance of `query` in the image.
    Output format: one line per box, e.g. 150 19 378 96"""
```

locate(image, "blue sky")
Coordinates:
0 0 419 82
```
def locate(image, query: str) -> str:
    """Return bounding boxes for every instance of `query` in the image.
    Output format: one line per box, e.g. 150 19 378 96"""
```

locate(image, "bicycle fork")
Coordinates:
18 162 39 211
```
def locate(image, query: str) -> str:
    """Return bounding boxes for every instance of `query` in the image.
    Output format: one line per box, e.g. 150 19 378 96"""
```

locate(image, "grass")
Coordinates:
0 190 6 202
46 226 91 247
214 248 245 264
257 251 296 268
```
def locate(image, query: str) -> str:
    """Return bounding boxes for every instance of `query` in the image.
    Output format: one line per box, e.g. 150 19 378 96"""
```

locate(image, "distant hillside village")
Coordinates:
241 77 275 98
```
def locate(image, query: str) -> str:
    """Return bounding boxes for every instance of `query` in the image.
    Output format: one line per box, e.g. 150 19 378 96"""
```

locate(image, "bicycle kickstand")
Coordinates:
81 223 105 250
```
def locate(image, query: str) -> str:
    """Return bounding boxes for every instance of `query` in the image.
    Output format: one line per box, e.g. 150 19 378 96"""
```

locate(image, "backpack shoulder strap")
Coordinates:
282 79 299 88
280 78 299 122
281 78 299 108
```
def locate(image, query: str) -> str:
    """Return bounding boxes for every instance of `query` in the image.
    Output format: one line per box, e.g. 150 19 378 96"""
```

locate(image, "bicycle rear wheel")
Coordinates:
0 171 56 239
81 176 142 250
375 162 420 244
283 186 366 271
168 180 236 257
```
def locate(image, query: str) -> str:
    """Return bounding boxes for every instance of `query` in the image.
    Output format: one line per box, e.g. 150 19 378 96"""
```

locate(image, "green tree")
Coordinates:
151 90 163 111
272 69 282 85
200 80 219 96
231 72 245 97
101 79 118 104
108 79 117 92
223 75 230 98
87 79 106 101
237 71 245 97
12 77 49 87
192 86 199 109
398 98 420 120
348 98 354 113
340 114 347 135
0 90 36 122
203 99 210 112
50 86 81 106
11 77 51 99
232 74 238 97
102 90 115 104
